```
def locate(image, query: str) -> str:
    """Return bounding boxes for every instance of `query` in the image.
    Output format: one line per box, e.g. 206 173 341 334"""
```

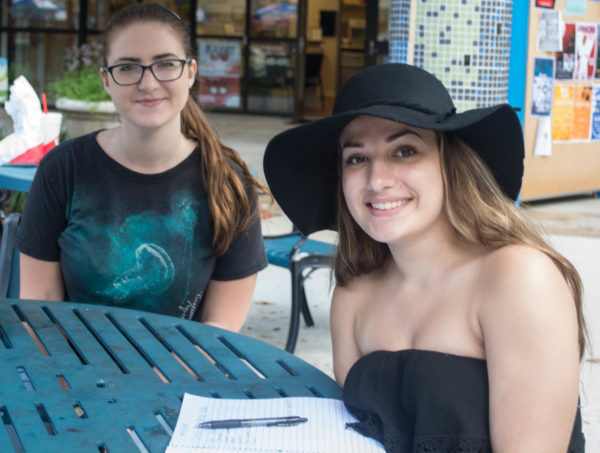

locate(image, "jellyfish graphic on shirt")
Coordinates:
105 243 175 303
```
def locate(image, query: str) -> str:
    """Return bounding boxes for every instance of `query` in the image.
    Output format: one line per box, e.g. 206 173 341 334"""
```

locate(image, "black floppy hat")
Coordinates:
264 63 525 236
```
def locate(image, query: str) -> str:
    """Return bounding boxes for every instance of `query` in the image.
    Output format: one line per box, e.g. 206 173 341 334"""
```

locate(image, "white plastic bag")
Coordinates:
0 76 44 164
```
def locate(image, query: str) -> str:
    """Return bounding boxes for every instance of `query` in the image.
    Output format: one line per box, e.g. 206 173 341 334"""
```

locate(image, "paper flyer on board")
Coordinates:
597 24 600 79
531 58 554 116
574 23 597 80
166 393 385 453
552 85 576 142
556 23 576 80
537 11 562 52
565 0 586 16
591 86 600 141
572 85 593 141
534 117 553 156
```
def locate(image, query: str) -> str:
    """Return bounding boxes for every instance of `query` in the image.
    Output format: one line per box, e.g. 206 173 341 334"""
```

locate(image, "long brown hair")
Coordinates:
103 3 267 256
334 131 587 358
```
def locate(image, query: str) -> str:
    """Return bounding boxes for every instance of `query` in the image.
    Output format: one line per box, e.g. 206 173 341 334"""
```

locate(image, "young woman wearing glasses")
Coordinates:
16 3 267 332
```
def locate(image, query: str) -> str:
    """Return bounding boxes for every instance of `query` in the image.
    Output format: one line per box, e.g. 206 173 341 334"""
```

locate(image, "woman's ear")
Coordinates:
187 58 197 89
100 68 111 94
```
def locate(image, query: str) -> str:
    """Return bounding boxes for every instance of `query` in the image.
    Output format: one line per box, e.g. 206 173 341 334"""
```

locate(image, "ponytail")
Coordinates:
181 97 268 256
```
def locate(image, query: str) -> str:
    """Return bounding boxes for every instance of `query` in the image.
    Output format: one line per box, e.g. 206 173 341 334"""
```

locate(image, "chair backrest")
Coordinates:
305 53 324 80
0 213 21 299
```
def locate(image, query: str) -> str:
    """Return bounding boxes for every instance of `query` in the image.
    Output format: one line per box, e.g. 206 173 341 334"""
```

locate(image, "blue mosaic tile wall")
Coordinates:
390 0 513 112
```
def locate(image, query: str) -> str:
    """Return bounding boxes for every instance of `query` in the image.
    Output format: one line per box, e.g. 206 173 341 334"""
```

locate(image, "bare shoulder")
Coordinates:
476 247 580 452
479 244 567 290
332 264 388 312
331 265 389 385
476 243 576 333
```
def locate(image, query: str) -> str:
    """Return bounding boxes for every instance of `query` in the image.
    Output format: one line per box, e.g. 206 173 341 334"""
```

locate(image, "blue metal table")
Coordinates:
0 165 36 192
0 299 341 452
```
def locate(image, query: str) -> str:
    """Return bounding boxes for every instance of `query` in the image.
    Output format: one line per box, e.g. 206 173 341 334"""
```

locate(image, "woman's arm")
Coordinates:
330 284 362 386
200 274 258 332
479 245 580 453
19 253 65 301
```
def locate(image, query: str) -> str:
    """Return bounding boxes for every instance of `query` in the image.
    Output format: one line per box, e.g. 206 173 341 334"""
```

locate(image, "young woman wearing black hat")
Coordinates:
264 64 586 452
16 3 267 331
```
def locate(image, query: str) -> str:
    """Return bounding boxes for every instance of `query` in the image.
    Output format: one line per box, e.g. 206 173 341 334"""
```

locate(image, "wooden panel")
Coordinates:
520 0 600 200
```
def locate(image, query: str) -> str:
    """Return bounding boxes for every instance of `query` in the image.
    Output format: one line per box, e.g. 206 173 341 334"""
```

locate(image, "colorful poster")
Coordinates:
536 0 555 8
532 58 554 115
591 86 600 140
538 11 562 52
197 40 242 109
556 23 576 79
574 23 597 80
552 85 575 141
597 24 600 79
572 85 593 140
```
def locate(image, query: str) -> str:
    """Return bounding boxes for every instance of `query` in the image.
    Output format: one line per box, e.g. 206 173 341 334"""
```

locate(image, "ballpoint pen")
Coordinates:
197 416 308 429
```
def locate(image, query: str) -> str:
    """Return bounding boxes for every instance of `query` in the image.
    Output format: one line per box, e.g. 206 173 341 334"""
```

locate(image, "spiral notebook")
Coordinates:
166 393 385 453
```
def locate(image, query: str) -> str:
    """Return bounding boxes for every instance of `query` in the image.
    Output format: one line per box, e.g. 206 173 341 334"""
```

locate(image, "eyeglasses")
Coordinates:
102 58 191 86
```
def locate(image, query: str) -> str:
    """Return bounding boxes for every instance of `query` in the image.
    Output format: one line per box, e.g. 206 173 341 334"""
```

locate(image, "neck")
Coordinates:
103 121 195 174
386 221 479 290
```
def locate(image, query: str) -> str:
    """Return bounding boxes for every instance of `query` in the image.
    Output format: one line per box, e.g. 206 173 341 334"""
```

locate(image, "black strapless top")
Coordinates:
342 349 585 453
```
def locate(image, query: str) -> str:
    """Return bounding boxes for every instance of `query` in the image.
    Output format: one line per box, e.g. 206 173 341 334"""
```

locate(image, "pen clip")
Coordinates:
267 417 307 427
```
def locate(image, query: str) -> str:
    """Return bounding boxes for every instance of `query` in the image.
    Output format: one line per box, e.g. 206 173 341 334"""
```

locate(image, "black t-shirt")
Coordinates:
16 132 267 319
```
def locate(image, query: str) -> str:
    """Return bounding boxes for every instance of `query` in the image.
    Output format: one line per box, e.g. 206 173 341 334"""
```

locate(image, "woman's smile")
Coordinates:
136 98 165 108
367 197 412 215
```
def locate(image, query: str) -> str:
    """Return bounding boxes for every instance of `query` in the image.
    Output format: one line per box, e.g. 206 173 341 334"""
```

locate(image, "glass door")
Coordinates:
365 0 390 67
247 0 299 114
338 0 366 89
195 0 246 110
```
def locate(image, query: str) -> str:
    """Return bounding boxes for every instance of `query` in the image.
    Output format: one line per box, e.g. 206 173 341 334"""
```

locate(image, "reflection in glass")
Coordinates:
196 0 245 36
250 0 297 39
88 0 190 30
378 0 391 42
197 39 242 109
8 0 72 29
6 33 76 97
247 42 294 113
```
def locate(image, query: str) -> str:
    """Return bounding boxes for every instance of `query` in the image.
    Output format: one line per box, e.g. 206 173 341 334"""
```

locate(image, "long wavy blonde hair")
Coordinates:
334 131 587 358
103 3 267 257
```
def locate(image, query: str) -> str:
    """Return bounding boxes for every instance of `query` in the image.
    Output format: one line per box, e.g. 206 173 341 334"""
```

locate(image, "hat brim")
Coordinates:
264 104 524 236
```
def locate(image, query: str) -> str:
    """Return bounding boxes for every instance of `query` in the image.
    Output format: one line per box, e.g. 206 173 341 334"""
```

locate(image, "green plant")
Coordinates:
3 191 27 214
49 43 111 102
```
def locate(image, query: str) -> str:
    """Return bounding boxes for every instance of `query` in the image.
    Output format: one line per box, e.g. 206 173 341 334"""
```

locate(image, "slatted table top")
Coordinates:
0 165 36 192
0 299 341 452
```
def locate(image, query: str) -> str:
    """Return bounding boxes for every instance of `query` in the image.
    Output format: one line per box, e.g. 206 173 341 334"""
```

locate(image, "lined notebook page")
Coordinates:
166 393 385 453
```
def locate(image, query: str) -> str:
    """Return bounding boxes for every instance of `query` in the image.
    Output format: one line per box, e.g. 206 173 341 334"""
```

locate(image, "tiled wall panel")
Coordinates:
390 0 513 111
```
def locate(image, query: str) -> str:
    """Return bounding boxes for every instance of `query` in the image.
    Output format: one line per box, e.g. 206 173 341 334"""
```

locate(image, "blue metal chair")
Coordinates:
263 227 336 352
0 213 21 299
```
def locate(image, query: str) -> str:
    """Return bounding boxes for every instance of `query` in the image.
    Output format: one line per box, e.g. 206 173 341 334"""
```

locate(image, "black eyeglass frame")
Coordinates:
102 58 192 86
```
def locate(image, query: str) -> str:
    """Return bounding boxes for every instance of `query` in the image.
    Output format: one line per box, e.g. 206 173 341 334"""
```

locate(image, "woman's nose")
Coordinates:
367 158 396 191
138 67 160 89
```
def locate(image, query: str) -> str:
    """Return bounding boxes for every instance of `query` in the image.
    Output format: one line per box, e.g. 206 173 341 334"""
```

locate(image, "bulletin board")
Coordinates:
520 0 600 200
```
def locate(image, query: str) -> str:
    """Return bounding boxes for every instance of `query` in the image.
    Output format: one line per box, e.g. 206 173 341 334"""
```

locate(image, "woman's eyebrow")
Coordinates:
340 129 421 150
112 53 179 63
339 140 363 150
386 130 421 143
